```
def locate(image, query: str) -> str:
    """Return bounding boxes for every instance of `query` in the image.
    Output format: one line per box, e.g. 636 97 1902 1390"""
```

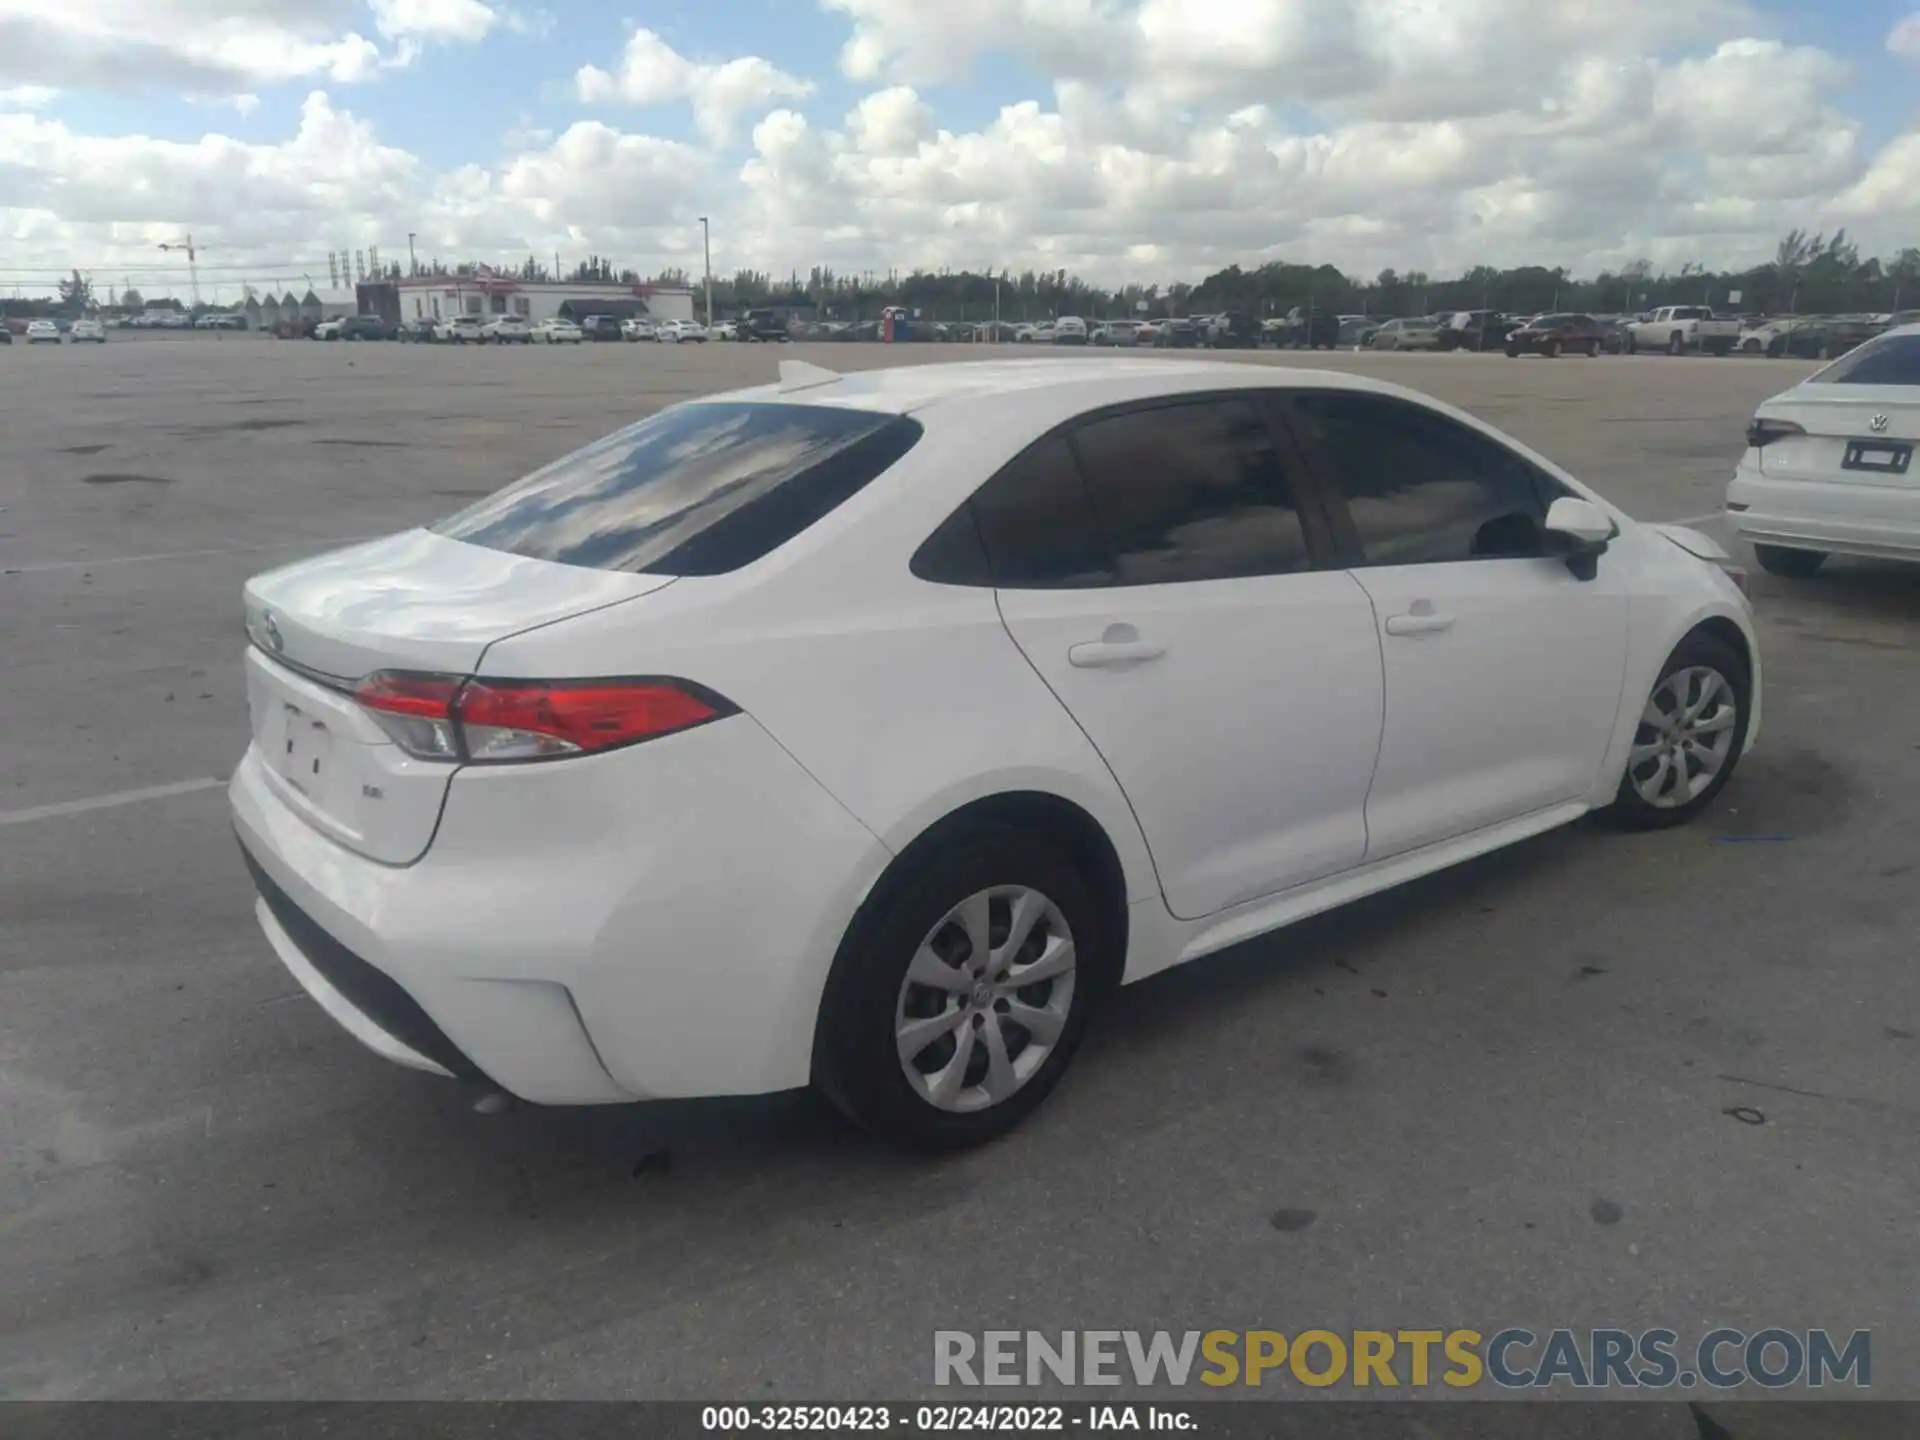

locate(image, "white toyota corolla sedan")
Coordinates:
1727 322 1920 575
232 357 1761 1150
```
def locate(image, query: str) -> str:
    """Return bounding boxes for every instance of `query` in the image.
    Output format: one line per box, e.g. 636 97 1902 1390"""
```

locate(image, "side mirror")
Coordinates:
1544 496 1615 580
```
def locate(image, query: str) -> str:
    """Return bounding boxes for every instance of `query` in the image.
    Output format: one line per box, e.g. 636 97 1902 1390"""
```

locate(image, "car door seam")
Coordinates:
1343 570 1389 859
990 586 1175 915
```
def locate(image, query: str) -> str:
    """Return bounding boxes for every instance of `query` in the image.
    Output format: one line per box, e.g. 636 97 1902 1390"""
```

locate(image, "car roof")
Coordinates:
709 357 1453 419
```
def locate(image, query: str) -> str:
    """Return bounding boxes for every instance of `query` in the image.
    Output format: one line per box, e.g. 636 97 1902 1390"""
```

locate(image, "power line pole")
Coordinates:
698 216 713 331
158 234 201 306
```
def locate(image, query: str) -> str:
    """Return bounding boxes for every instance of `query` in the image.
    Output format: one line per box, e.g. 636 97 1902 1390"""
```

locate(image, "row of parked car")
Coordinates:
272 314 721 344
2 317 109 344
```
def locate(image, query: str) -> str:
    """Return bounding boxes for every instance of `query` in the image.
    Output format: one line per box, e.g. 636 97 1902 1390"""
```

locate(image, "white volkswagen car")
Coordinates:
1727 323 1919 575
232 358 1760 1150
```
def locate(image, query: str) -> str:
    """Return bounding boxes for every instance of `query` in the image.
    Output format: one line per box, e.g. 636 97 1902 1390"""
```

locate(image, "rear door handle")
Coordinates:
1068 623 1166 668
1384 611 1455 636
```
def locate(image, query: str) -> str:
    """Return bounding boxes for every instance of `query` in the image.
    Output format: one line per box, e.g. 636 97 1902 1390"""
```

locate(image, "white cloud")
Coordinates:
4 2 1920 301
1890 12 1920 61
0 0 491 95
574 27 815 144
0 83 59 106
368 0 496 43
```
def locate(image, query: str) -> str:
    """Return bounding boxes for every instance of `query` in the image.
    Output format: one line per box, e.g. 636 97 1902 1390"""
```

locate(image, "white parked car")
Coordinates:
69 318 107 343
1726 323 1920 575
435 316 484 344
658 320 709 344
25 320 62 344
1052 316 1090 346
621 317 658 342
480 316 533 344
231 358 1760 1151
1370 317 1445 351
535 319 584 345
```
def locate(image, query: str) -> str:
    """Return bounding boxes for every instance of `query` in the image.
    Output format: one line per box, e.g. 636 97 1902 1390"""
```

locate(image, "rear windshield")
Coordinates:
434 402 924 575
1814 335 1920 386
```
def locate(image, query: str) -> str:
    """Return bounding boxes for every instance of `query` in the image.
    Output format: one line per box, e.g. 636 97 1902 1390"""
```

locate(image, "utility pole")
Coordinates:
158 234 202 307
408 232 417 276
698 216 713 331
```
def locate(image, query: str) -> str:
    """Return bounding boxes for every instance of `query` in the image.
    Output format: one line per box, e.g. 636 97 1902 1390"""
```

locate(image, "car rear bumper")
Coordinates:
230 710 892 1105
1726 459 1920 561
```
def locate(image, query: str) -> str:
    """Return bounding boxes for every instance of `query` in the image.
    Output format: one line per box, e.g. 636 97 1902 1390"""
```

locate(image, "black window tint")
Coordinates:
1820 335 1920 385
434 402 922 575
1294 393 1561 566
1068 399 1311 585
969 435 1114 588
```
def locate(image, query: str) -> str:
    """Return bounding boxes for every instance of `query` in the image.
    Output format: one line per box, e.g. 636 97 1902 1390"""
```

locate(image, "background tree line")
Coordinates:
14 230 1917 321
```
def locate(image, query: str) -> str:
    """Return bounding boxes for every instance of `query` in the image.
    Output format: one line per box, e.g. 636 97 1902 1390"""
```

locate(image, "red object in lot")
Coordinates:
1506 313 1607 358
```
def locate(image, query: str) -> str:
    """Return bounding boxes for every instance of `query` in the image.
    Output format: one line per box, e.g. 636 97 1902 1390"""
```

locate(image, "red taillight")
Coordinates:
354 672 463 759
457 680 725 762
352 672 729 763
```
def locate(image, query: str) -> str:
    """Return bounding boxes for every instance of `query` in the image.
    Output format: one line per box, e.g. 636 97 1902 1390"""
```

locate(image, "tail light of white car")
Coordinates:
354 672 736 763
1745 417 1805 449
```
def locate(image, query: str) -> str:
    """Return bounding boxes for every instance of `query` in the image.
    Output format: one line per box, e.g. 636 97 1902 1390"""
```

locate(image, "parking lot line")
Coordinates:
6 536 384 575
0 776 227 828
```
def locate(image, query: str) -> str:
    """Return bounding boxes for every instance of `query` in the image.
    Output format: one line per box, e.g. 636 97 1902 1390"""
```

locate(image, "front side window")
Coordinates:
436 403 923 576
1068 398 1313 585
1813 335 1920 386
1291 392 1567 567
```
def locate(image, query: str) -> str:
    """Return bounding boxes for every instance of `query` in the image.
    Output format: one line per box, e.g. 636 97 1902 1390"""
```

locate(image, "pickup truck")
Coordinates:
1624 306 1742 356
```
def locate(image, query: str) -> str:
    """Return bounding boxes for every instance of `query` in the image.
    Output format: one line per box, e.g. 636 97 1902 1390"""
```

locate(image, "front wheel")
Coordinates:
812 825 1104 1152
1668 332 1685 356
1505 346 1520 358
1606 631 1751 830
1544 339 1561 359
1754 544 1826 578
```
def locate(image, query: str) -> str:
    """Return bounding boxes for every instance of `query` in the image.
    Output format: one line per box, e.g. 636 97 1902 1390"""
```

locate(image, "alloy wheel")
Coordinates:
1627 666 1739 809
894 886 1077 1113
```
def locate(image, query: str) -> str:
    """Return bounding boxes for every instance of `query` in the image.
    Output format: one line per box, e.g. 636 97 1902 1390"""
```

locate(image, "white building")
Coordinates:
389 275 696 327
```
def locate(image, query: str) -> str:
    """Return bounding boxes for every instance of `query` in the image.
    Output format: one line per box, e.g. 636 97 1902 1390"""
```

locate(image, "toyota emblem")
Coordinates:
1869 413 1890 434
261 611 284 652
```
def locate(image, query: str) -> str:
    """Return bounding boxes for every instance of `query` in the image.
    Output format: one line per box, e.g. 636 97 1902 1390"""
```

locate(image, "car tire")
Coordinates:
1753 544 1827 578
1544 339 1561 359
812 824 1106 1153
1585 342 1599 357
1668 332 1685 356
1605 630 1752 831
1742 338 1761 355
1625 334 1638 355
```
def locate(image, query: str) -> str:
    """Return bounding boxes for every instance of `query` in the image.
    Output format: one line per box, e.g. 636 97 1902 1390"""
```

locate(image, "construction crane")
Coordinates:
158 235 204 307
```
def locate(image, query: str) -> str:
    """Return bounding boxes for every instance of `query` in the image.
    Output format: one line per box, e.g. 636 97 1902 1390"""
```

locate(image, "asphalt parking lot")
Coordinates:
3 335 1918 1414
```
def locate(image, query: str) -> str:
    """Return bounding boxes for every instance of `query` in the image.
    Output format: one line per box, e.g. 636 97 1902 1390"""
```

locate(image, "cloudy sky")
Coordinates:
2 0 1919 300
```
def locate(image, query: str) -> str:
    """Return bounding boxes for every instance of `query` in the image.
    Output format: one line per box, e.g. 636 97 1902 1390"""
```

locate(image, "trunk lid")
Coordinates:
242 529 674 864
1757 385 1920 483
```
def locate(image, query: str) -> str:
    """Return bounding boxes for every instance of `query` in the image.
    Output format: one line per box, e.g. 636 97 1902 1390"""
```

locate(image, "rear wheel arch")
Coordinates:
872 792 1129 997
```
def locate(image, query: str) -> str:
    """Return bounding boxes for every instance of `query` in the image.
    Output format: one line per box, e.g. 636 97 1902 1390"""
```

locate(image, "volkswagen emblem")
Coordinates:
1869 413 1890 434
261 610 284 653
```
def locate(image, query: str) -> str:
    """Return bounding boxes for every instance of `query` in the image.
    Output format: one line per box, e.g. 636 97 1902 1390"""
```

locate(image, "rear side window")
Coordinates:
968 436 1114 588
1816 335 1920 386
1069 399 1313 584
435 402 922 575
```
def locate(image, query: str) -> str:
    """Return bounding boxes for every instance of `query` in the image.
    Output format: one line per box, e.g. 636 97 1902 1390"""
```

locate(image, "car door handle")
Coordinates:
1068 624 1166 668
1384 611 1455 636
1069 641 1166 667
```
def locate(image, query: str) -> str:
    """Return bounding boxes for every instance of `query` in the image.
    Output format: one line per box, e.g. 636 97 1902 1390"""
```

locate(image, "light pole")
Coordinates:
698 216 713 331
408 232 417 276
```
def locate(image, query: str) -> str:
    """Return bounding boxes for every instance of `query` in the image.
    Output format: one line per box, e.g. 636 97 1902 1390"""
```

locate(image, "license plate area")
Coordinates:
1842 440 1912 476
279 703 335 803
